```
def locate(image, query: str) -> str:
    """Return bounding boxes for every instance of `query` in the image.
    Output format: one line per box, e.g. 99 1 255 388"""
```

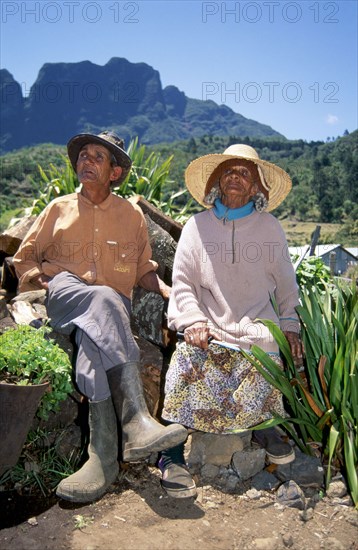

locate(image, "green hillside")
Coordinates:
1 131 357 245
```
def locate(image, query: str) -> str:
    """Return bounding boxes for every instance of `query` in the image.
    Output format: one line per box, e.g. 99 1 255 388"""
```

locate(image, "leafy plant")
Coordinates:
0 427 82 496
0 325 73 419
293 255 332 292
73 515 94 530
116 137 173 203
241 281 357 508
29 157 79 216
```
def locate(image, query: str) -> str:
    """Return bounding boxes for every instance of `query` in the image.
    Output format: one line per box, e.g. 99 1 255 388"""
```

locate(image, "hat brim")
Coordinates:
67 133 132 185
185 153 292 211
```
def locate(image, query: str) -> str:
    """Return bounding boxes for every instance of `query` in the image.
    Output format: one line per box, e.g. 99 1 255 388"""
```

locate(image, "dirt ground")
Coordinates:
1 462 357 550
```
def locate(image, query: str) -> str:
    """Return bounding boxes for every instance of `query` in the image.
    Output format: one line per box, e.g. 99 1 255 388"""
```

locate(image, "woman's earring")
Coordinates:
252 192 268 212
204 185 220 205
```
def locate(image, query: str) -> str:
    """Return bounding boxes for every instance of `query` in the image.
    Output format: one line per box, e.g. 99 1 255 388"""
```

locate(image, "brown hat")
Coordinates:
67 131 132 185
185 144 292 211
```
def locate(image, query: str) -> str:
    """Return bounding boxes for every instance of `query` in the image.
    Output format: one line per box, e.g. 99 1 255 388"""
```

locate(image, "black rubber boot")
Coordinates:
159 443 197 499
56 398 119 503
107 362 187 462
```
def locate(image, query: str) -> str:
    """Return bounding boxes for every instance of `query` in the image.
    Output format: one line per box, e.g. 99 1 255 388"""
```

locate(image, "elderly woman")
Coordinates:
159 144 303 498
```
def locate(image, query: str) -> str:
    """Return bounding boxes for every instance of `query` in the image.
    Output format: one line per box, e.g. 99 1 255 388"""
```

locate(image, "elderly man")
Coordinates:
13 131 187 503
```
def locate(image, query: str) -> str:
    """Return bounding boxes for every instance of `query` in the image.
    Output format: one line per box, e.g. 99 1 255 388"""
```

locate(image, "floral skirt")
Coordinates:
162 342 286 434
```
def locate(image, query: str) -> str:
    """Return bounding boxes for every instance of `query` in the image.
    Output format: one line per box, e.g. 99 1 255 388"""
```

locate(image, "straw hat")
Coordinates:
185 144 292 211
67 130 132 185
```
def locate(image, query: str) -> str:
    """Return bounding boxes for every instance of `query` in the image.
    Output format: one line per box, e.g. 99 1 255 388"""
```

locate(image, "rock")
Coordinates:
326 479 348 499
187 431 252 468
329 495 354 507
32 390 83 432
0 315 17 333
274 449 324 488
251 470 281 491
137 334 163 416
282 533 294 547
0 216 36 256
144 213 176 280
55 424 83 459
129 196 182 243
201 463 220 480
1 257 19 293
0 217 37 292
323 537 346 550
9 300 42 324
132 288 167 347
245 488 262 500
253 537 279 550
11 290 47 304
300 508 314 522
231 447 266 481
222 473 240 493
0 296 9 319
276 480 306 510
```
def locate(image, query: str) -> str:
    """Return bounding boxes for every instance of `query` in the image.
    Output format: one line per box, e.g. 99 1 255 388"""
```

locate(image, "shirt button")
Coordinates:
95 228 99 232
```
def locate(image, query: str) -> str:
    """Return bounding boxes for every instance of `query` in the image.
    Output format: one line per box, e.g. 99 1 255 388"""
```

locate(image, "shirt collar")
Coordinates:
212 197 255 221
78 191 114 210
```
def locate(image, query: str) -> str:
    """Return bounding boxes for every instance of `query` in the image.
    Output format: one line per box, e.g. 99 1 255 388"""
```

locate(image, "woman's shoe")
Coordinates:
252 427 295 465
158 443 197 499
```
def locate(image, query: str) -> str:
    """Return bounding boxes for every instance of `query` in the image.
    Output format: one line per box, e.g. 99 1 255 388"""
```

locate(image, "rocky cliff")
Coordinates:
0 57 283 152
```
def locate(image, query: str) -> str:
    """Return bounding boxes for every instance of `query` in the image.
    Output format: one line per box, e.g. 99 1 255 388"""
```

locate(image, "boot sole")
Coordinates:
123 426 187 462
161 482 198 499
266 448 295 465
56 464 119 503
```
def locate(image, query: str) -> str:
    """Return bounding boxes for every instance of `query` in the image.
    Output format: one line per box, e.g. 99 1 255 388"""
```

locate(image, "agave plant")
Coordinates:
241 281 357 508
30 157 79 216
116 136 173 203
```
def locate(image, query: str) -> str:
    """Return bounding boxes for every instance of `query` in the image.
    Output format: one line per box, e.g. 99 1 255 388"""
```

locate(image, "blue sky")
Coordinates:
1 0 357 141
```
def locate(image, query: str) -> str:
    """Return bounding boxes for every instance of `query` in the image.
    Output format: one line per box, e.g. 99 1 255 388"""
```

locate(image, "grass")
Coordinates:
280 220 344 246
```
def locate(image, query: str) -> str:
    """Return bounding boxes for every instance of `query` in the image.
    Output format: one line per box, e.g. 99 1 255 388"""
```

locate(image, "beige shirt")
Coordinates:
168 209 300 353
13 192 157 298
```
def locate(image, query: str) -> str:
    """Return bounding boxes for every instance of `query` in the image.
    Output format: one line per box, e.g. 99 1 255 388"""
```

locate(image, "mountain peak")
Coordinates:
0 58 283 153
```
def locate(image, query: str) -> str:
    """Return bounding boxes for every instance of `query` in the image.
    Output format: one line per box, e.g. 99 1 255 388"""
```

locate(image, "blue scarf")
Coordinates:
212 198 254 221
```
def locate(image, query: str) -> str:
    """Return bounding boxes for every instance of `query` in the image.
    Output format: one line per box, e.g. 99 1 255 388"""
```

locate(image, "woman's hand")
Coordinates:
284 331 304 369
184 322 220 349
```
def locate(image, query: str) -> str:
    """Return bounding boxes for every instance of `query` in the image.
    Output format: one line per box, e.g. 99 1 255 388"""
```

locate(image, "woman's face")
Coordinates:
219 159 258 207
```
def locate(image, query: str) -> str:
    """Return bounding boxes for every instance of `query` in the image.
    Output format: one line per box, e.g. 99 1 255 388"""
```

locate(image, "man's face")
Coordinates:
76 143 122 187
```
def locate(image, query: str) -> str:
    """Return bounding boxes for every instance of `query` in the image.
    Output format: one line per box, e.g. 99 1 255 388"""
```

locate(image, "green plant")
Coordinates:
73 515 94 530
0 427 82 496
151 189 196 225
29 157 79 216
117 137 173 203
294 255 332 292
0 325 73 420
240 281 357 508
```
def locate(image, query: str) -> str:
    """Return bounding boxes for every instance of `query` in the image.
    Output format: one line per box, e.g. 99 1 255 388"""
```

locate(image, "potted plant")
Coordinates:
0 324 73 475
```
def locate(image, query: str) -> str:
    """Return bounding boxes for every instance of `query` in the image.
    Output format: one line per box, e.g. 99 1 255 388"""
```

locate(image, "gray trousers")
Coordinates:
46 271 140 401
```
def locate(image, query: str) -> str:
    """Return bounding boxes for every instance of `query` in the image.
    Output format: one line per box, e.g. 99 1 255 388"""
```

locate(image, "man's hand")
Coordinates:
137 271 171 300
283 331 304 369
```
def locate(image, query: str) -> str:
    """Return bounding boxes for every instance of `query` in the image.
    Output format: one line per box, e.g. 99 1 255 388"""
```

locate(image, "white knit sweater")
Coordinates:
167 209 300 353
